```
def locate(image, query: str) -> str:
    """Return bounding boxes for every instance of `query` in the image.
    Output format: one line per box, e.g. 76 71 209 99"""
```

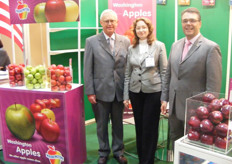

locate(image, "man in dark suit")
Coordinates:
161 7 222 149
84 9 130 164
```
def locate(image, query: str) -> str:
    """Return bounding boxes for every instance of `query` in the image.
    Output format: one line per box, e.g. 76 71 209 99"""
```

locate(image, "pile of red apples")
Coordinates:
8 64 25 87
187 93 232 149
47 64 72 91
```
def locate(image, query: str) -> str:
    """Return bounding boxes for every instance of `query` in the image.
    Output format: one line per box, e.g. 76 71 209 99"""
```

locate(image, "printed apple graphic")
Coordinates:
41 108 56 121
215 136 227 149
45 0 66 22
53 98 61 108
30 103 42 113
200 134 214 145
200 119 213 133
196 106 209 120
215 123 228 137
33 112 47 133
34 2 47 23
46 145 64 164
64 0 79 22
187 129 200 141
202 93 216 103
221 104 231 119
5 104 35 140
40 119 60 142
188 116 201 130
209 111 223 124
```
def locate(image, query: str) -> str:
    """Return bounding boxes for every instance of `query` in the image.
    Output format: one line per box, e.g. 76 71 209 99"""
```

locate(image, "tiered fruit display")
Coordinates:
30 98 61 142
8 64 25 87
47 64 72 91
24 65 46 89
187 93 232 149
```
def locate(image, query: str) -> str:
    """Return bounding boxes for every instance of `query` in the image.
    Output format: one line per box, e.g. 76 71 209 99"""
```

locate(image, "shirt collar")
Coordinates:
185 33 201 44
103 32 115 41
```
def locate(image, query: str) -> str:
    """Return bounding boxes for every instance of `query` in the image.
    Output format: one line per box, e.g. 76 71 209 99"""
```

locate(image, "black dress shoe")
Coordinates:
114 155 127 164
98 156 108 164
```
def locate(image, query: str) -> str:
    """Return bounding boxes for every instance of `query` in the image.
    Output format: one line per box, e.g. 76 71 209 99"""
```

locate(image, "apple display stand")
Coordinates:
0 84 86 164
174 135 232 164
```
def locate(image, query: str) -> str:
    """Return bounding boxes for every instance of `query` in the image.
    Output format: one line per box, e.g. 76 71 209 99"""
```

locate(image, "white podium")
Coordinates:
174 135 232 164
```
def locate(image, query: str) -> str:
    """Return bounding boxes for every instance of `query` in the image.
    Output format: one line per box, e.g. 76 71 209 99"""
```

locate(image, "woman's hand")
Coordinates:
123 100 130 108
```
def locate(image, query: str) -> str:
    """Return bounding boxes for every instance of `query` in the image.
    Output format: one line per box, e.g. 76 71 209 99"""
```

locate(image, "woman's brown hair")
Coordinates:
132 17 155 48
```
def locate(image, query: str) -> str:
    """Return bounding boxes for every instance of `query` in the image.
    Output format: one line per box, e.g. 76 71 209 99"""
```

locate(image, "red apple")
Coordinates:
221 105 231 119
9 70 15 76
8 64 16 70
64 70 71 76
188 116 201 130
51 74 57 80
30 103 42 113
50 64 57 70
45 0 66 22
57 64 64 70
53 98 61 108
215 136 227 149
42 99 51 108
9 75 15 81
33 112 47 133
196 106 209 120
35 99 46 109
55 69 61 77
10 81 16 87
58 75 65 83
59 85 66 91
202 93 216 103
51 79 57 86
208 99 222 112
200 119 213 133
40 119 60 142
209 111 223 124
66 83 72 91
200 134 214 145
51 86 59 91
17 80 24 86
219 98 230 106
15 73 22 80
49 99 57 108
14 67 21 73
65 76 72 82
188 129 200 141
215 123 228 137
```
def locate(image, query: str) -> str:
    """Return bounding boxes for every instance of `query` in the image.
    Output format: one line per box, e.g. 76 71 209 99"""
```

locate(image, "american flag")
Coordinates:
0 0 23 51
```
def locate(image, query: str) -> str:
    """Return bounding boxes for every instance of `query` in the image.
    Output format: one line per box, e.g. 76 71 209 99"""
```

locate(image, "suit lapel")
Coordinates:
140 42 157 64
98 32 114 58
180 35 202 64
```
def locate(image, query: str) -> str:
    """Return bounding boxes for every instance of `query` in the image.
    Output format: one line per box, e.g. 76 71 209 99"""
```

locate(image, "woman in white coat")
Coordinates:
123 17 167 164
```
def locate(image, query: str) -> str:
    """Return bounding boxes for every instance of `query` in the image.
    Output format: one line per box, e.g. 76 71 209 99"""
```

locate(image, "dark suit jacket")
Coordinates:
0 49 10 71
161 35 222 121
84 32 130 102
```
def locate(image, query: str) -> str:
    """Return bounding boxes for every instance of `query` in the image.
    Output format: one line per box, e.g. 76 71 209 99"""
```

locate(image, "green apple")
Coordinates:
41 82 46 88
34 83 41 89
38 67 46 75
35 72 41 79
30 68 36 75
34 2 47 23
38 78 43 84
31 78 38 84
5 104 35 140
26 65 33 71
24 69 30 76
26 74 33 80
26 83 34 89
64 0 79 22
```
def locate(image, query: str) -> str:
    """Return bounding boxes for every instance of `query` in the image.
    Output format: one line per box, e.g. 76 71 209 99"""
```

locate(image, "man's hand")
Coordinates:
88 95 97 104
161 101 168 115
123 100 130 108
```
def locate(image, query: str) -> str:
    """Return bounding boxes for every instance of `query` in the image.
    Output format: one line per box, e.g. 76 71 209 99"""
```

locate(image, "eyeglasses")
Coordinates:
182 19 199 24
103 20 117 24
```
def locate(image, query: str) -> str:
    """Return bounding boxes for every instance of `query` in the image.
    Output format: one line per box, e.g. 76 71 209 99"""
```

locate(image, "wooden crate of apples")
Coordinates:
47 64 72 91
185 92 232 154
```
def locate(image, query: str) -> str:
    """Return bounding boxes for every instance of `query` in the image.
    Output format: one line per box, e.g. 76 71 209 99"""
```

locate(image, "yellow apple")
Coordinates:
64 0 79 22
34 2 47 23
41 108 55 121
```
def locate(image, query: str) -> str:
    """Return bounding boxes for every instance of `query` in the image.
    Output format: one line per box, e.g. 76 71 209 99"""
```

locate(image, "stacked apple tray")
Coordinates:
184 91 232 154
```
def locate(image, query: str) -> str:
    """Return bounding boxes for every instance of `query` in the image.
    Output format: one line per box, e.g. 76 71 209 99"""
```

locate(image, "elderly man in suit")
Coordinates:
161 7 222 149
84 9 130 164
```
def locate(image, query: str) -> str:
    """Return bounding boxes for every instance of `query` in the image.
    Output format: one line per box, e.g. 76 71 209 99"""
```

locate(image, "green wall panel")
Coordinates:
156 0 175 56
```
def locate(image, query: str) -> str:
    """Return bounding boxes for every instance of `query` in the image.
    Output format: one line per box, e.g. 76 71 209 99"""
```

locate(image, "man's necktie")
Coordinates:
182 40 191 61
108 38 114 53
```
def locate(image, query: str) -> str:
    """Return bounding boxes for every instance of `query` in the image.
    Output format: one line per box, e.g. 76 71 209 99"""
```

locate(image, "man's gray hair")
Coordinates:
100 9 118 20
